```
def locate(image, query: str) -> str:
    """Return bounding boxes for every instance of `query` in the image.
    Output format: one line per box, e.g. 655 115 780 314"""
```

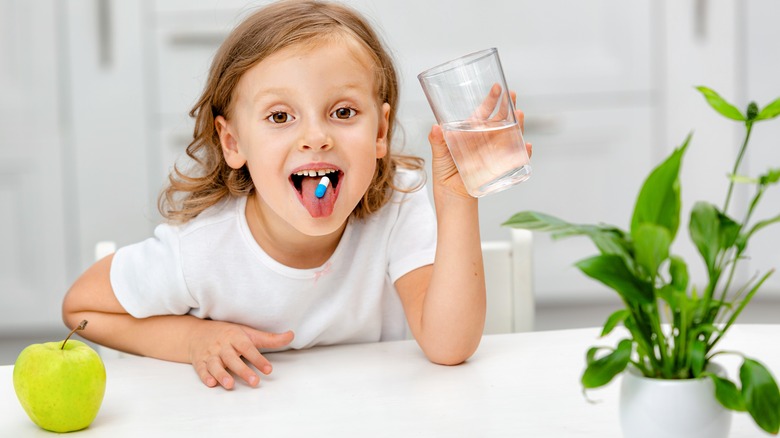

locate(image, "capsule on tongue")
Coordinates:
315 176 330 198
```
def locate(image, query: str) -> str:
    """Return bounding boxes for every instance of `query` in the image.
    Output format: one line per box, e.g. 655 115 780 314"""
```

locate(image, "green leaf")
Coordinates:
504 213 637 272
581 339 632 389
756 97 780 121
581 227 633 259
503 211 573 232
669 255 689 292
759 168 780 186
631 134 690 240
633 223 671 278
601 309 630 337
689 202 721 272
718 211 741 249
553 224 634 262
741 358 780 434
696 86 746 121
655 285 675 307
708 374 747 412
576 255 654 305
689 202 740 272
747 102 759 121
690 339 706 376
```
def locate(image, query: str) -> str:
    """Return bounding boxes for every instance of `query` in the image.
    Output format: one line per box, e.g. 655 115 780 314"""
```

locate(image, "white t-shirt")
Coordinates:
110 169 437 350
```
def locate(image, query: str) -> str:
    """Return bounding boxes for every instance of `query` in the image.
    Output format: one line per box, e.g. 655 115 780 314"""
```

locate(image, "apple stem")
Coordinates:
61 320 88 350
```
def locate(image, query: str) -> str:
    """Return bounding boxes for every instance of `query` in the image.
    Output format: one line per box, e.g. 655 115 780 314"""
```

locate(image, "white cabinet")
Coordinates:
0 1 68 331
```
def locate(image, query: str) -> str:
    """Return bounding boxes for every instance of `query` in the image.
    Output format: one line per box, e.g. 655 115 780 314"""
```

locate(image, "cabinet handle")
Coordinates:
168 32 228 47
694 0 707 40
96 0 112 67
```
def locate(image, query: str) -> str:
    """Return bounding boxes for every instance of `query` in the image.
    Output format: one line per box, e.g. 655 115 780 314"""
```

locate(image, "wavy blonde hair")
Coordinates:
159 0 423 223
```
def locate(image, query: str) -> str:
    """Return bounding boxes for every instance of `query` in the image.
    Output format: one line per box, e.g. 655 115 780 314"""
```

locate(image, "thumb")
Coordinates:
427 124 450 159
248 329 295 349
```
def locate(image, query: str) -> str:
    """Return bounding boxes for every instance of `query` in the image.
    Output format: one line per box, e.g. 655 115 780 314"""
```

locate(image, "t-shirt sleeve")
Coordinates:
386 181 438 283
110 223 197 318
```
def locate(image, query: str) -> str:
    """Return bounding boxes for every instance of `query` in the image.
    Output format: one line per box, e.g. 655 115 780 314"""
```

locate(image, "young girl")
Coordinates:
62 0 529 389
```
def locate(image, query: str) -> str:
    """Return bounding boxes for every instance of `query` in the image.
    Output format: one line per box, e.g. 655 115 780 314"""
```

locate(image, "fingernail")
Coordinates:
222 377 231 387
248 375 258 386
262 365 272 374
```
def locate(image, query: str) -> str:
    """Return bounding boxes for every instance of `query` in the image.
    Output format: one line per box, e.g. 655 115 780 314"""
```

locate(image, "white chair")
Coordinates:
482 229 535 334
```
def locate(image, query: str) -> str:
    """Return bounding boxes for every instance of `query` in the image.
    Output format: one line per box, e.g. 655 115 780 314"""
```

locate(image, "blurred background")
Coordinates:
1 0 779 364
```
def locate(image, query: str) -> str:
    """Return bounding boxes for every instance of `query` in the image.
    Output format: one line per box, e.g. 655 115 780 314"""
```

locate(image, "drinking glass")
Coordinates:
418 48 532 197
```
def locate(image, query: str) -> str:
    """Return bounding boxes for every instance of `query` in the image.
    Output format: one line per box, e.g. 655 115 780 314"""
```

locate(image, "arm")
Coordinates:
397 105 531 365
394 127 486 365
62 255 293 388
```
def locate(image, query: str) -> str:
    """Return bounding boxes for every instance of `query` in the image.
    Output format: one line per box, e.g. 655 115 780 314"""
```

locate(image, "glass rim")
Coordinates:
417 47 498 81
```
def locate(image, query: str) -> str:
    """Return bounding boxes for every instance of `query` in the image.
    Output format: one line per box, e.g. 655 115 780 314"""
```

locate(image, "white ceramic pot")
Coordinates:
619 364 732 438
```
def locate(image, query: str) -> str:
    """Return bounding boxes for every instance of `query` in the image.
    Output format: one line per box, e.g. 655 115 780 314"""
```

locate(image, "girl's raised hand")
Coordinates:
189 320 294 389
427 90 531 199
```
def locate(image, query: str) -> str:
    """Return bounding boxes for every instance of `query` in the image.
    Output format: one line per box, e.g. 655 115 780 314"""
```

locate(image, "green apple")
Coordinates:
13 320 106 433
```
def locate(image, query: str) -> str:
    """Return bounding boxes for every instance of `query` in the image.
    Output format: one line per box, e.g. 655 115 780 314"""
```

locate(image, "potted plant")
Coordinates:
504 87 780 437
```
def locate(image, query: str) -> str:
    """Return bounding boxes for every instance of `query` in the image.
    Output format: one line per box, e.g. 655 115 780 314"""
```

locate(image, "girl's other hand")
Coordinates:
427 90 532 199
189 321 294 389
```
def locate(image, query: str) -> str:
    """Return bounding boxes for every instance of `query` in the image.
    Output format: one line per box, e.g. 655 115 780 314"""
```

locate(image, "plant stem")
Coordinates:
709 270 774 352
61 320 88 350
715 182 764 324
723 121 754 213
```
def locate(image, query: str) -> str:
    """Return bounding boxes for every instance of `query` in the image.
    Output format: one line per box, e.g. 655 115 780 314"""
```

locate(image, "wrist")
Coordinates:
432 183 478 212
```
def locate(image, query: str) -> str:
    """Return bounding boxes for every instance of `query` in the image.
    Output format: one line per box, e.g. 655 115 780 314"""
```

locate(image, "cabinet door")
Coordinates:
0 1 68 330
744 0 780 296
64 0 155 269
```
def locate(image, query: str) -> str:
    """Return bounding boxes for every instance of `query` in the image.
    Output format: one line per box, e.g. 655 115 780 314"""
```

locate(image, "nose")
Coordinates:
299 117 332 152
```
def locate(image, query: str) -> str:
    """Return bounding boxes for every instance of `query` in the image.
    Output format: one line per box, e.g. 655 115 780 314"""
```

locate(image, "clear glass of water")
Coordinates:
418 48 532 197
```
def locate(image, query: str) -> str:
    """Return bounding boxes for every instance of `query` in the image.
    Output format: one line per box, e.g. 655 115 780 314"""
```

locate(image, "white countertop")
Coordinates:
2 325 777 437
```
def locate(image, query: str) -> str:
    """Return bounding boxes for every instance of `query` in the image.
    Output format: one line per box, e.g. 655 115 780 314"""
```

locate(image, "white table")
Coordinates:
2 326 777 437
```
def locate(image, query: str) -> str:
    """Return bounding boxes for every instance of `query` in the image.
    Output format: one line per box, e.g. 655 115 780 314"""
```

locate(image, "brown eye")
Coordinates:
332 107 356 119
268 112 291 124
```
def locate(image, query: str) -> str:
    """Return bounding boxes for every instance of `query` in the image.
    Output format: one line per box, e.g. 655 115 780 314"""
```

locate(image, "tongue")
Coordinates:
300 176 336 218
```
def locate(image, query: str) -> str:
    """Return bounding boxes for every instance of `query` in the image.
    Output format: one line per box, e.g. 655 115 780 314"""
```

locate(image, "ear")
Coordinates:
375 102 390 159
215 115 246 169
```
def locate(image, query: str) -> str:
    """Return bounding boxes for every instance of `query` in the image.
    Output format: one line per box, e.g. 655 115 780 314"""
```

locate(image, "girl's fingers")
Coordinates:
222 347 260 387
515 109 525 133
492 89 514 122
206 355 235 389
428 124 447 154
248 329 295 350
193 359 218 387
234 338 273 377
474 83 502 120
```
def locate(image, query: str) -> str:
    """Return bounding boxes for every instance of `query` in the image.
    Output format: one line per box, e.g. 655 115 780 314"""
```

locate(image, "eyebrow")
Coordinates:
252 83 371 105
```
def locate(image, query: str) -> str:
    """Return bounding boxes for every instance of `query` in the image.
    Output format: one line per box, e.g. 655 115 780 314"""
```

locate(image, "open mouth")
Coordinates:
289 167 342 218
290 168 341 194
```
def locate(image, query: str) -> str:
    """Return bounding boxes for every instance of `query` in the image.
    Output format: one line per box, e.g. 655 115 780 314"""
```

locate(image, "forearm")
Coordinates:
419 188 486 363
63 309 204 364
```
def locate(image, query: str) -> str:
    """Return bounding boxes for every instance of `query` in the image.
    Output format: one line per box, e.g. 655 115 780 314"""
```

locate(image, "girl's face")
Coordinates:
216 37 390 238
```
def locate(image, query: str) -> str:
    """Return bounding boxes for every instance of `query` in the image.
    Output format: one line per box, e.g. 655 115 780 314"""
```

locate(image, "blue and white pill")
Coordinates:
315 176 330 198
